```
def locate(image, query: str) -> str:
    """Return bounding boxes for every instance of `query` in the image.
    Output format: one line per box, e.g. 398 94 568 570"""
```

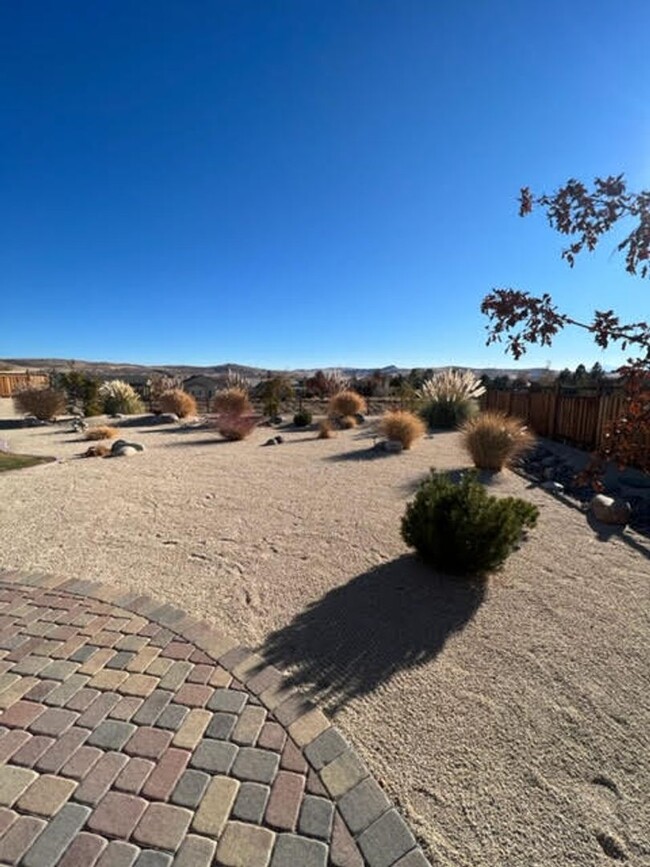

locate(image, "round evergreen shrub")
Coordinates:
401 470 538 576
293 409 312 427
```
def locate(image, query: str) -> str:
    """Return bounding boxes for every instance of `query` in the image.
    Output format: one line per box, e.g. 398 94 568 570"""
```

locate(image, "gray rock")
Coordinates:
158 412 179 424
542 481 564 492
264 438 277 446
384 440 404 454
114 445 138 457
589 494 632 525
111 439 144 455
274 436 284 444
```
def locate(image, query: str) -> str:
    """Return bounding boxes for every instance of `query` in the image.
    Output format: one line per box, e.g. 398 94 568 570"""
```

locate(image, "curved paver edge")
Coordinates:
0 569 431 867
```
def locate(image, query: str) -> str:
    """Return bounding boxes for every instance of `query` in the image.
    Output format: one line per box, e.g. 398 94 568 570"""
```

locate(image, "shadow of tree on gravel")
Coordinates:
259 555 485 712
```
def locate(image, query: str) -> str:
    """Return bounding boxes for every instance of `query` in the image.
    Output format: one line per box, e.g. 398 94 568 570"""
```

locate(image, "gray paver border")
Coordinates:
0 569 431 867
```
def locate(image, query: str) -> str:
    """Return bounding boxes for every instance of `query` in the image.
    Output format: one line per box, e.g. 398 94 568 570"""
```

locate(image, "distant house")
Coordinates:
182 375 221 403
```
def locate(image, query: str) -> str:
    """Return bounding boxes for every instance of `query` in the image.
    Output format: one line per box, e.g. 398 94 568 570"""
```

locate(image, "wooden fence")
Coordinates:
481 388 649 461
0 373 49 398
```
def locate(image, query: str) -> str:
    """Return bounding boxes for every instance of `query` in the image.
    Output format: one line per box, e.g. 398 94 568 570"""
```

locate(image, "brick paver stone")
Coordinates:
118 674 158 698
0 815 47 865
170 770 210 809
357 809 418 867
190 738 238 774
22 802 91 867
172 834 216 867
299 796 335 841
304 728 348 771
0 806 17 835
207 688 248 714
133 803 192 852
173 683 213 708
265 771 305 831
125 726 172 759
96 840 141 867
140 747 189 800
61 745 102 780
88 791 148 839
88 720 137 751
0 700 46 729
16 773 77 816
77 692 121 727
132 690 173 726
0 728 31 762
74 751 129 804
217 820 276 867
0 766 39 807
109 697 144 721
35 726 89 774
205 711 237 740
155 703 188 731
192 775 239 837
115 758 155 794
280 738 308 773
12 734 55 768
288 709 330 748
330 813 364 867
232 747 280 784
29 707 78 736
232 782 271 824
89 669 129 691
257 722 286 752
270 833 328 867
232 705 267 745
133 850 172 866
338 777 391 835
172 708 211 749
57 831 107 867
320 750 368 799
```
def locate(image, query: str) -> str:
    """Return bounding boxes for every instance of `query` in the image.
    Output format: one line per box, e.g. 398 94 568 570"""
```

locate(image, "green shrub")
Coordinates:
56 371 102 416
401 470 538 576
99 380 145 415
293 409 312 427
420 397 478 430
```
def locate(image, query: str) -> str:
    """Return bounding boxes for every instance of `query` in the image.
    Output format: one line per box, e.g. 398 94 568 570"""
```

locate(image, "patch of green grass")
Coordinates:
0 453 55 473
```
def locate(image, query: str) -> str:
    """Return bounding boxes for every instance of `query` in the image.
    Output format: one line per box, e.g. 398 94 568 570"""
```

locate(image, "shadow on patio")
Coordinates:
259 554 485 713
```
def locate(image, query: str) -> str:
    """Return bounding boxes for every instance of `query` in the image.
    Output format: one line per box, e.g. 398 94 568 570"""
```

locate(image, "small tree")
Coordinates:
482 175 650 478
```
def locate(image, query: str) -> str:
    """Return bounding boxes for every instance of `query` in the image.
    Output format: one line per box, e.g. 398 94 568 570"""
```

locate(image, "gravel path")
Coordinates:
1 406 648 866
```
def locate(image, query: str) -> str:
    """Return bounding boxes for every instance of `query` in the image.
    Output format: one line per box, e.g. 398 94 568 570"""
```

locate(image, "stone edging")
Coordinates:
0 569 431 867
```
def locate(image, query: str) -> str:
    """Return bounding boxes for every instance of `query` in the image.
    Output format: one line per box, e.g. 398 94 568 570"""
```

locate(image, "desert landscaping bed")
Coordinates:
0 406 648 866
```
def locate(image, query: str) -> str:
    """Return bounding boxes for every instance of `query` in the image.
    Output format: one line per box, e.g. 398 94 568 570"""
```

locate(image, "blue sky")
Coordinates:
1 1 648 371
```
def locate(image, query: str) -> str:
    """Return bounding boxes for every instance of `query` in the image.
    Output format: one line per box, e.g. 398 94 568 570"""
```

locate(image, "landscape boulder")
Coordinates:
589 494 632 525
111 439 145 456
158 413 179 424
113 445 138 457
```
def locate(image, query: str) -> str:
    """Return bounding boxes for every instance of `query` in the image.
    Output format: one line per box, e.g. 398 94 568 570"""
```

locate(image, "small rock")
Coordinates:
264 438 277 446
384 440 404 453
589 494 632 525
542 481 564 492
274 436 284 444
158 413 179 424
111 439 144 455
113 445 138 457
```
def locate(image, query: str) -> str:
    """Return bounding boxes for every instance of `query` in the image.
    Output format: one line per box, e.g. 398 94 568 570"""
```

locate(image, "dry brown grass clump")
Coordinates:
379 410 426 449
85 426 119 441
13 388 66 421
216 414 259 441
83 444 111 457
461 411 535 470
328 390 367 418
213 388 252 416
317 419 335 439
158 389 197 419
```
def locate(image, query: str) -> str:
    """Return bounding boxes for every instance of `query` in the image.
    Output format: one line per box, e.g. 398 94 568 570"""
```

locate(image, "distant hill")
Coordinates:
1 358 559 381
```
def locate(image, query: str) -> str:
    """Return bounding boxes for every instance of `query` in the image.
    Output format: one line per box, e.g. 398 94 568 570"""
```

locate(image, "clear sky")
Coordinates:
1 1 648 371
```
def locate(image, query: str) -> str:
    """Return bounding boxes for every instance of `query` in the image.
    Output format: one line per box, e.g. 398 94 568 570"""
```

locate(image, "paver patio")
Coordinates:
0 570 430 866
